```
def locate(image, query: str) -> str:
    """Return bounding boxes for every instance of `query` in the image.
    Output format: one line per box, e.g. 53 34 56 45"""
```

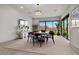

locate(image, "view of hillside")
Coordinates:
39 26 58 33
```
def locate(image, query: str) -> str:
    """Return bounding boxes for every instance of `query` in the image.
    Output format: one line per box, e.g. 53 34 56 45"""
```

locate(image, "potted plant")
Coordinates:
55 21 61 36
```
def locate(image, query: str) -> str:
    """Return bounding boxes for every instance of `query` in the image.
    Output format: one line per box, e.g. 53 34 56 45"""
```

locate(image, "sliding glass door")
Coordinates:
61 15 69 39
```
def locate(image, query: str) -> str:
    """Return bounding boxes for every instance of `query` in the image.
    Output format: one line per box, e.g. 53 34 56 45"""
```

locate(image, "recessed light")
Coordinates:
37 4 39 5
20 6 23 8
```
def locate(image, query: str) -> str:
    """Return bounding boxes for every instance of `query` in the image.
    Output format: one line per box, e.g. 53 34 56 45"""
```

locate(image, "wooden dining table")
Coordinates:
28 31 55 47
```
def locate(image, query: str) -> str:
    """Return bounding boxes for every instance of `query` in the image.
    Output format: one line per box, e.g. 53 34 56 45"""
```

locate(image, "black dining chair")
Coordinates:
27 32 33 42
32 33 43 47
46 31 55 44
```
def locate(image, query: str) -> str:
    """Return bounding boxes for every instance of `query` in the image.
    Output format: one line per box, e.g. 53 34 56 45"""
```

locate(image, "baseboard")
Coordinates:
0 39 14 44
0 38 22 45
70 43 79 54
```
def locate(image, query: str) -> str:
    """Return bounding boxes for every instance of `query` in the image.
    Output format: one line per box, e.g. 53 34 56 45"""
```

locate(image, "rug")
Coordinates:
3 36 76 55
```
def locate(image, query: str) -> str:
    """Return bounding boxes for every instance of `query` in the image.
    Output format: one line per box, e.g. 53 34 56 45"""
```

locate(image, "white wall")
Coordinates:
69 6 79 49
68 5 79 41
0 5 32 43
70 28 79 48
61 5 79 49
61 4 78 19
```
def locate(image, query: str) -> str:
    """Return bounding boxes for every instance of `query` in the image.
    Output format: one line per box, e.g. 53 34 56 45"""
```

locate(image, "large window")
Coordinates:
46 22 53 31
39 21 59 34
39 21 46 30
46 22 58 33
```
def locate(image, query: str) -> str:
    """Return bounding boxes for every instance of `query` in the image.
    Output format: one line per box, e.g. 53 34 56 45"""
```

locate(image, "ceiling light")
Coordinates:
20 6 23 8
36 4 39 5
34 10 42 16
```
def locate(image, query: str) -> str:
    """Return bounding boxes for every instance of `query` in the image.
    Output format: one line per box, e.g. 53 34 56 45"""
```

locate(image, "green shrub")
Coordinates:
57 32 60 35
63 32 67 36
49 31 55 35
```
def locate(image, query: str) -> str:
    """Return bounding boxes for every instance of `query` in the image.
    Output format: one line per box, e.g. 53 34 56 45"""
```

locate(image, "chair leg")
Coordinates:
39 39 42 47
40 42 41 47
46 37 48 44
27 36 29 42
33 39 34 46
52 37 55 44
52 39 55 44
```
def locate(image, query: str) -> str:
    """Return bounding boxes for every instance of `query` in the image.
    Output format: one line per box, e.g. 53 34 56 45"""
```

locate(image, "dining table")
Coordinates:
28 31 55 47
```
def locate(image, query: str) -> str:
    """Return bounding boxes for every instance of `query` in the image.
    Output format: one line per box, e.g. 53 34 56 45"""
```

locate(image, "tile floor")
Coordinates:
0 35 78 55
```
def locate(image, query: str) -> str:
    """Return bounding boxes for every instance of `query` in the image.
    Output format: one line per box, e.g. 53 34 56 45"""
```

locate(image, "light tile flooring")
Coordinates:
0 40 38 55
0 35 78 55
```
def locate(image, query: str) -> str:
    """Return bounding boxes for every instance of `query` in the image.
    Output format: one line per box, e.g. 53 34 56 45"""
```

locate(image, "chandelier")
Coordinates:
34 4 42 16
34 10 42 16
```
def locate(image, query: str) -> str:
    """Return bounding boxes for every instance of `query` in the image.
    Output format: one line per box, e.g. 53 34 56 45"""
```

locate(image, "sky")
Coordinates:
39 21 58 28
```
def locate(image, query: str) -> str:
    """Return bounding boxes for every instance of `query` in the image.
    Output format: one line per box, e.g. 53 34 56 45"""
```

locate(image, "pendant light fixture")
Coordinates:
34 4 42 16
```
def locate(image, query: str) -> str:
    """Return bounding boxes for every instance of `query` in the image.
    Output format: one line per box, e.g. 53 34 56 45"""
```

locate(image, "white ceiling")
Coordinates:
10 4 70 18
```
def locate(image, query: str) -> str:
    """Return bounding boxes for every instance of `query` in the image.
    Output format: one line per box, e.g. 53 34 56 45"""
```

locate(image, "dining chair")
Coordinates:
27 32 34 42
46 32 55 44
32 33 42 47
